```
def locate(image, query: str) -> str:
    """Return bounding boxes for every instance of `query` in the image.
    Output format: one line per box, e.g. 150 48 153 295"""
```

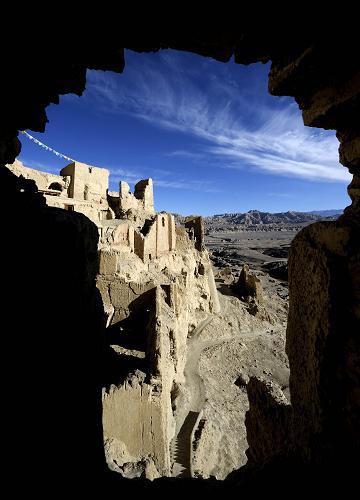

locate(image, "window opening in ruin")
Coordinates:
48 182 62 191
162 217 165 227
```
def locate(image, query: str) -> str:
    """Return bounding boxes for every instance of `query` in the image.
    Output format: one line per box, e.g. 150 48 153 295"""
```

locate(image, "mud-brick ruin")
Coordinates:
7 158 221 479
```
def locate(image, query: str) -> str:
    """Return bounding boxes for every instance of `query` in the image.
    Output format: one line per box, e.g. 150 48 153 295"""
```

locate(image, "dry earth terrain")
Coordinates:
180 210 342 479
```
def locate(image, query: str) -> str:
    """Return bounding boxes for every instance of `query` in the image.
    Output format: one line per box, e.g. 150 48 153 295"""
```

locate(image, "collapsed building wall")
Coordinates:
185 216 205 252
103 377 170 479
134 213 176 262
98 222 135 254
7 159 113 221
114 179 155 216
6 159 69 192
133 179 154 212
59 161 111 220
102 285 180 479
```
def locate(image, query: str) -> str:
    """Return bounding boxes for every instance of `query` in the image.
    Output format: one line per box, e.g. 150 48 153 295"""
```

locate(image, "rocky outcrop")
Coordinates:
262 261 288 281
233 264 263 301
245 377 292 465
286 216 360 463
216 266 236 284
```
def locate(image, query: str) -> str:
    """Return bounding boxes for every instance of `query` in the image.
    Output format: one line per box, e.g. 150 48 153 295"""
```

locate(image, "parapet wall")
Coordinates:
6 159 69 192
7 159 113 222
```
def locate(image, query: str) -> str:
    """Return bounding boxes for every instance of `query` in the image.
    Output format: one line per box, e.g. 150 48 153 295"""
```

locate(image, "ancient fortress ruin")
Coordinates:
8 160 178 263
7 159 221 479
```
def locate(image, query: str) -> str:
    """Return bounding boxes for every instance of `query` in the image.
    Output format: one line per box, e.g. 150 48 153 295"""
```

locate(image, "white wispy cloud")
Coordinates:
109 166 144 181
86 57 351 184
267 192 296 199
153 179 221 193
109 165 219 192
165 150 205 160
151 168 172 176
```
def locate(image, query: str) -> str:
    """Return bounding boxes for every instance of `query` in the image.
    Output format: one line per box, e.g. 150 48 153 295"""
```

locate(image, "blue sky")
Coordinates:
19 49 351 215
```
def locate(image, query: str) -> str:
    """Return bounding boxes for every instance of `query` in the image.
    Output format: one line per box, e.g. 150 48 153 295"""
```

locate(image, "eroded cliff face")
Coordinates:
287 216 360 462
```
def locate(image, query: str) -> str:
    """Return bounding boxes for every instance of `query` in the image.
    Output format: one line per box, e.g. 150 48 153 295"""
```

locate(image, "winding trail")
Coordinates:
185 316 215 411
171 316 233 477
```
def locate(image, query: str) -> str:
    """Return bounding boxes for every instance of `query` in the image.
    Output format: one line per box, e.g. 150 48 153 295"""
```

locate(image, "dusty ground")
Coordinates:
206 229 293 271
184 229 295 479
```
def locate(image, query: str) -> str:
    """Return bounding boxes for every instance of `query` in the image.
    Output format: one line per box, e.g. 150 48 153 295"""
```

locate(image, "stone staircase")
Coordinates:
171 411 200 477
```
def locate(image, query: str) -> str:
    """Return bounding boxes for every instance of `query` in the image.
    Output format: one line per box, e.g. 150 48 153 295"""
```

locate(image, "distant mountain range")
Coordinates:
204 209 343 227
174 209 344 229
308 209 344 217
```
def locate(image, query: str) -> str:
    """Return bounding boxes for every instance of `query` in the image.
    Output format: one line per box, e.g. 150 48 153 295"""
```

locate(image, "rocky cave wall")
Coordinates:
0 166 107 491
1 33 358 491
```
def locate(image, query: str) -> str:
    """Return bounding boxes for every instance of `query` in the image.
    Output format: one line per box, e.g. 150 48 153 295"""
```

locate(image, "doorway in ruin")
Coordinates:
48 181 63 192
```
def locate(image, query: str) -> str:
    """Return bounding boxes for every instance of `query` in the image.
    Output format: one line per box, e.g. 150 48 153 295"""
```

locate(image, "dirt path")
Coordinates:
171 316 234 477
185 316 215 411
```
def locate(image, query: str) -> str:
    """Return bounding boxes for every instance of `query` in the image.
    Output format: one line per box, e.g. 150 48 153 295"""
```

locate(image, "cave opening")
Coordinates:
1 36 358 492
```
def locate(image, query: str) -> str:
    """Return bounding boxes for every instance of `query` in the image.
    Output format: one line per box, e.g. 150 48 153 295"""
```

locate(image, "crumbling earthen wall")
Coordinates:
6 159 69 193
134 179 154 212
97 276 155 326
286 217 360 462
234 264 263 301
103 380 169 479
98 213 220 479
185 216 205 252
99 222 135 253
134 213 176 262
102 284 182 479
118 179 155 215
60 161 108 203
7 159 114 222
